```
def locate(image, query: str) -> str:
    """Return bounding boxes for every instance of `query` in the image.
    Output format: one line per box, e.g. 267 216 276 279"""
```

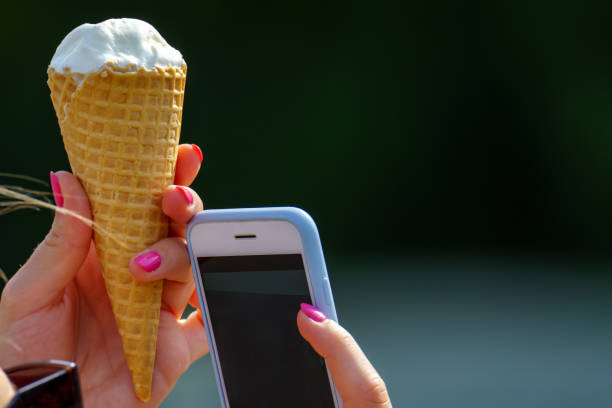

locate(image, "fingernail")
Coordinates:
49 171 64 207
197 309 205 326
134 251 162 272
192 144 203 163
301 303 327 322
176 186 194 205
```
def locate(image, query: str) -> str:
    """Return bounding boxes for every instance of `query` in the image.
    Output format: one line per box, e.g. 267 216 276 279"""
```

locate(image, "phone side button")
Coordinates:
320 278 332 306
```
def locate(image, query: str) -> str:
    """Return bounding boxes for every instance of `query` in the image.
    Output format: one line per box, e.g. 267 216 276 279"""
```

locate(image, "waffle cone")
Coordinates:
47 62 187 401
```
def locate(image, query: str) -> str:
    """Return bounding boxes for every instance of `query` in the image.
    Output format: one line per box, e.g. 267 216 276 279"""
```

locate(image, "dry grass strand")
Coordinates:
0 185 128 249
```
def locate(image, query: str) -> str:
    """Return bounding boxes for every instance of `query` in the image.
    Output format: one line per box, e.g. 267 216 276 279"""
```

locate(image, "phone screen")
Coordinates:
198 254 336 408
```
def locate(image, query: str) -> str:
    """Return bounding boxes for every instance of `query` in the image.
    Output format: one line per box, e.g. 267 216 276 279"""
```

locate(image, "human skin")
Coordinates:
0 144 207 407
0 369 14 407
0 142 391 408
298 307 392 408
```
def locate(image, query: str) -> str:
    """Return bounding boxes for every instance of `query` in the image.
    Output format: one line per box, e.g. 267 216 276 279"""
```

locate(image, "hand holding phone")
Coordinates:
187 207 341 407
296 305 392 408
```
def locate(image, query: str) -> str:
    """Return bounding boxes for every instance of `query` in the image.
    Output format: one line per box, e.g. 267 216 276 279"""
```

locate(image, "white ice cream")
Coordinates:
49 18 184 73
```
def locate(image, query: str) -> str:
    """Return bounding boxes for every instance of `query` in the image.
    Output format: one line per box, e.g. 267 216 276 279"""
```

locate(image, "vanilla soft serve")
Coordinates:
49 18 184 73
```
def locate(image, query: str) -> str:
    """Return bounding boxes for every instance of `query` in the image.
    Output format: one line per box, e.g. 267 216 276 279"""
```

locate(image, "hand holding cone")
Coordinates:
47 61 187 401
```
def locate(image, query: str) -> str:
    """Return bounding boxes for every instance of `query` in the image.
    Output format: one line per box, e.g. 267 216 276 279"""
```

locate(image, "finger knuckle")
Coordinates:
329 322 355 345
360 375 391 407
337 330 355 347
336 330 364 356
0 279 17 309
0 277 27 316
43 229 64 249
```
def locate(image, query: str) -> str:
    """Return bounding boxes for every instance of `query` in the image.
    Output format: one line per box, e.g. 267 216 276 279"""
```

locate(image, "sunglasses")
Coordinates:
4 360 82 408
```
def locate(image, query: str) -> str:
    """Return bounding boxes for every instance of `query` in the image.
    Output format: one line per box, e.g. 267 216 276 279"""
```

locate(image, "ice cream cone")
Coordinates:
47 62 187 401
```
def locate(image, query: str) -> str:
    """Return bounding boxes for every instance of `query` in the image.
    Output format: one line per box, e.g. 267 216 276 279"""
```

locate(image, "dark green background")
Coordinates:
3 0 612 261
2 1 612 407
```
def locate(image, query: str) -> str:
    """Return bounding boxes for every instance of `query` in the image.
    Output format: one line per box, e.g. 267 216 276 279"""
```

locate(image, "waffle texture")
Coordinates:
47 62 187 401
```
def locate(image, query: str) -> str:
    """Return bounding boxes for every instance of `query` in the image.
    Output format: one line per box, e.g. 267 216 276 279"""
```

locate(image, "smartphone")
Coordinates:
186 207 342 408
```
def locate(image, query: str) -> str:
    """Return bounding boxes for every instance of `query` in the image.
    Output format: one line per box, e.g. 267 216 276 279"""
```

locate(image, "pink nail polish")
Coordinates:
134 251 162 272
176 186 194 205
192 144 204 163
49 171 64 207
301 303 327 322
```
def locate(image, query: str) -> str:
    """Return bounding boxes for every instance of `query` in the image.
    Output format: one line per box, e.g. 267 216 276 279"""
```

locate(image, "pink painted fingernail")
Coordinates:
301 303 327 322
134 251 162 272
176 186 194 205
192 144 204 163
49 171 64 207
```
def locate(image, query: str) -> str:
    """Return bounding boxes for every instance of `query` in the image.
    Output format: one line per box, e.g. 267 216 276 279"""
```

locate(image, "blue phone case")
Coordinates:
186 207 342 408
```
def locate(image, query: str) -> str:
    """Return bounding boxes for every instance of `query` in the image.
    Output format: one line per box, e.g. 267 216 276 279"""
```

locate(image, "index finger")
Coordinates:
297 310 392 407
174 143 203 186
162 185 204 237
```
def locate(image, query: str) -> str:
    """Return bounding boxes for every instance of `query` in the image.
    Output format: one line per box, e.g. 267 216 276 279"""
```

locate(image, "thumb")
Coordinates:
297 304 391 408
4 171 92 312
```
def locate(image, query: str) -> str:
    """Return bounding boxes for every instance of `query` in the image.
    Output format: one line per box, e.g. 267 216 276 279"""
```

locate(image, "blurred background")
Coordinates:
2 0 612 406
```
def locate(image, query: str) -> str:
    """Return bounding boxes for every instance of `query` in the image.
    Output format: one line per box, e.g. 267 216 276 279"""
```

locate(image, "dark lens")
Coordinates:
6 362 82 408
7 366 59 388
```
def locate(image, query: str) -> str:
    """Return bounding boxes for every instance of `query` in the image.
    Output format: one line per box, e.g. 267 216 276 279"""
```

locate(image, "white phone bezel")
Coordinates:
189 220 304 257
